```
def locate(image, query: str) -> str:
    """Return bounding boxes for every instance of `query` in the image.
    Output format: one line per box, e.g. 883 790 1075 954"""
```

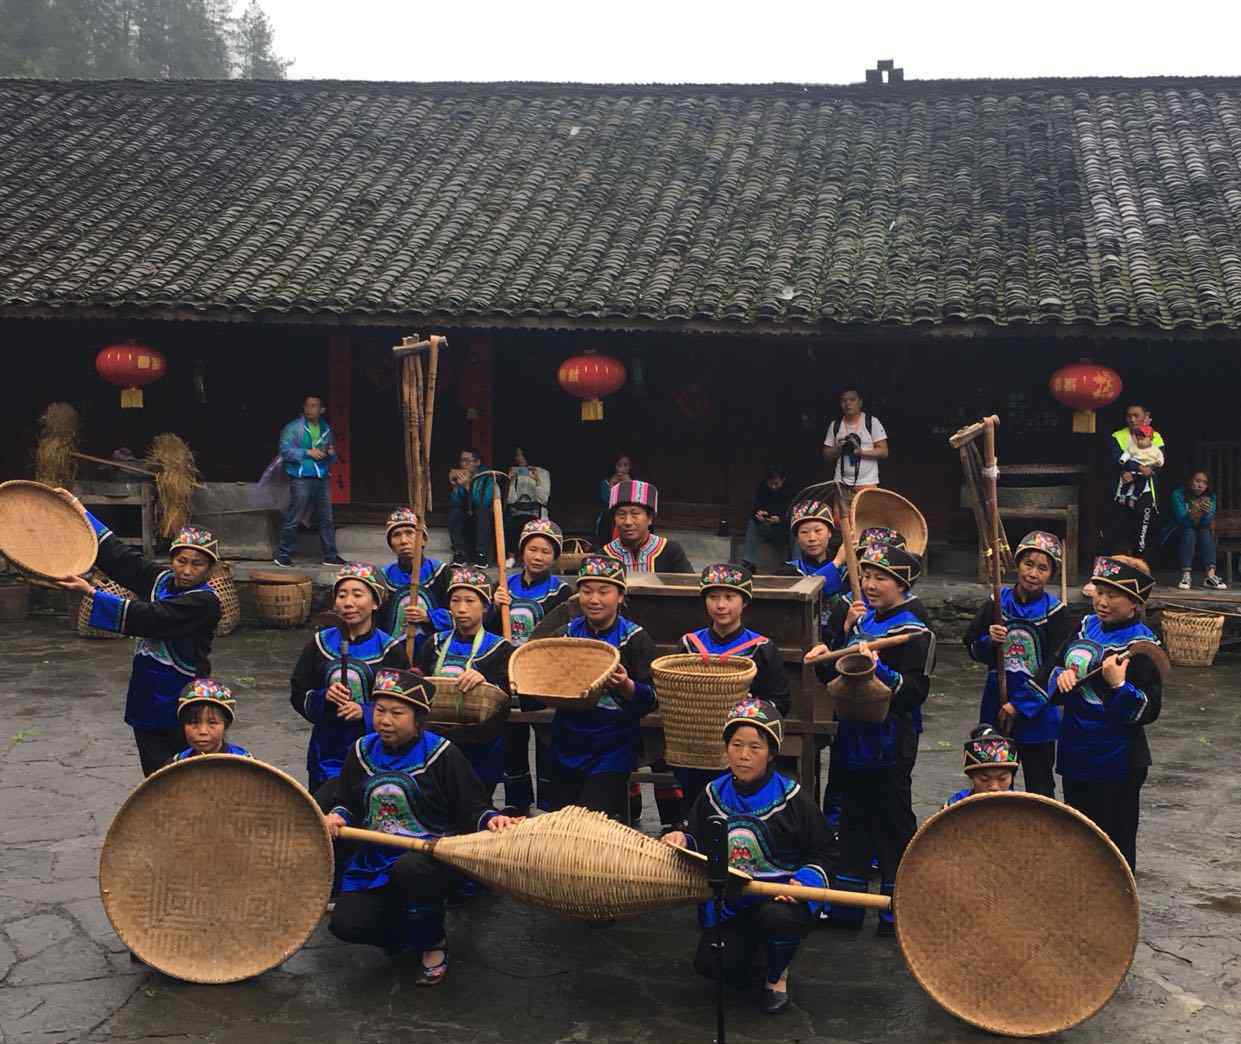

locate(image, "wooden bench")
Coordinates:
1215 510 1241 584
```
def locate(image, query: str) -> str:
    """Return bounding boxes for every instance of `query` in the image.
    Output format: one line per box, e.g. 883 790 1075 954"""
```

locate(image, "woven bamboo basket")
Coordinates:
425 677 511 743
1161 609 1224 667
826 653 893 722
208 561 240 637
850 486 928 555
75 573 132 639
99 756 332 983
896 792 1138 1037
558 537 593 575
650 654 758 769
0 479 97 581
250 570 313 627
509 637 618 710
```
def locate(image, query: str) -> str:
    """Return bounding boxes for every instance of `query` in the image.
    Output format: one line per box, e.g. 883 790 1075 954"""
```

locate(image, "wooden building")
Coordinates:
4 75 1241 566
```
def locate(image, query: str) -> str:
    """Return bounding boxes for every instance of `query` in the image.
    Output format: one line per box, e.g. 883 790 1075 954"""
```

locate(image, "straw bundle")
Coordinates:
509 637 619 709
34 402 79 487
850 486 928 555
651 654 757 769
146 433 199 538
426 677 510 743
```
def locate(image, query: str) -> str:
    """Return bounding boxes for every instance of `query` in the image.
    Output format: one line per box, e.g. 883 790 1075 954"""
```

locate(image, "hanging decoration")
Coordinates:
558 350 626 421
96 342 167 408
1049 361 1122 434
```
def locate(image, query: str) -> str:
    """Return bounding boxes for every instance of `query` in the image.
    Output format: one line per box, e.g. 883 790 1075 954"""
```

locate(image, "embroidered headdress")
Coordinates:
372 668 433 714
1090 556 1154 604
170 525 219 562
858 543 922 590
1015 530 1063 573
177 677 237 723
698 562 754 602
576 554 627 593
332 561 388 606
518 517 564 557
963 725 1020 774
788 499 834 534
723 696 784 752
447 565 494 606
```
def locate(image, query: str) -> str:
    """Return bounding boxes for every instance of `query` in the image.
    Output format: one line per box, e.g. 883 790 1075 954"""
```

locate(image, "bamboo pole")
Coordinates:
803 631 916 664
835 488 863 603
477 469 512 641
983 418 1008 717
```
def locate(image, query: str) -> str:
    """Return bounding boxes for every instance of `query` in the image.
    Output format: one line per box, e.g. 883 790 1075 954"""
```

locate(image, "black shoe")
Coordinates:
322 555 347 566
875 919 896 938
273 555 293 567
762 987 790 1015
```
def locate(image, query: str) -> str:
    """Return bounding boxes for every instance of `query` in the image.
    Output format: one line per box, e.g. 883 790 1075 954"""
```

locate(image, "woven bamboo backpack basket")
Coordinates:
425 677 511 743
651 654 758 768
250 570 313 627
1160 609 1224 667
509 637 619 709
557 537 593 575
75 563 240 639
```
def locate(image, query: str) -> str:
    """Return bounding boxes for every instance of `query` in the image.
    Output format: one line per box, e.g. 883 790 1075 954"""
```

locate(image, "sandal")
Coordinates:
415 941 449 987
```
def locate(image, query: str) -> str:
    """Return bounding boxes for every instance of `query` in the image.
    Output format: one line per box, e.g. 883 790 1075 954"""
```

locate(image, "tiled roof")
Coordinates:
2 77 1241 331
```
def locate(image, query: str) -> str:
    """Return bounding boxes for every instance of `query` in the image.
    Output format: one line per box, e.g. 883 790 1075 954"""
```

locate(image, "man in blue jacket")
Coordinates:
275 395 346 567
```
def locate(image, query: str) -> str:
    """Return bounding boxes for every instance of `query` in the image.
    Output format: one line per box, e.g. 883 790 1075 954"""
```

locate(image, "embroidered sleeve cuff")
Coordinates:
1109 682 1149 724
478 809 499 831
793 864 829 889
329 806 353 826
874 660 900 690
85 510 112 540
87 588 128 633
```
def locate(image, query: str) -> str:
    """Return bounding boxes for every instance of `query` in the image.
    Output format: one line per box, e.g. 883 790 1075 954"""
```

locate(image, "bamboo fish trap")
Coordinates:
651 654 757 769
509 637 619 709
425 677 511 743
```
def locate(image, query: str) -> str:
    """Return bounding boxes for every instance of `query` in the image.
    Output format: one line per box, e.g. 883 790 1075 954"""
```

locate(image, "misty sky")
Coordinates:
261 0 1240 84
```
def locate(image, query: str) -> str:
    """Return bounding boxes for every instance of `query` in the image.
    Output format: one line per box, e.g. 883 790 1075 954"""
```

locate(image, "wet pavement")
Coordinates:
0 615 1238 1043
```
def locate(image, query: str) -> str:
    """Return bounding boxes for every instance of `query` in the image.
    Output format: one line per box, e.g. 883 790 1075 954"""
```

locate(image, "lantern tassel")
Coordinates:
121 387 144 409
581 398 603 422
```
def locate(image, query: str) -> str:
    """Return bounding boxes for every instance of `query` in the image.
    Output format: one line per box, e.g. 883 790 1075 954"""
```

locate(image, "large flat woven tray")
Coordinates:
895 791 1138 1037
509 637 618 710
99 756 333 983
0 480 97 580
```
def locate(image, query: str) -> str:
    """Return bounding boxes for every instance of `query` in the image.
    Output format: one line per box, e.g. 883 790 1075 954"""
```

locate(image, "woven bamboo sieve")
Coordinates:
425 677 511 743
1160 609 1224 667
850 486 928 555
651 654 758 768
209 561 240 637
895 791 1138 1037
0 479 97 580
99 756 333 983
509 637 619 709
251 570 313 627
75 573 132 639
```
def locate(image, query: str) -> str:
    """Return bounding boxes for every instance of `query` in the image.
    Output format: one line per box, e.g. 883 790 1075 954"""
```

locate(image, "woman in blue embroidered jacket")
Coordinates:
811 543 934 936
290 563 402 791
543 555 658 822
1036 555 1163 872
169 678 252 763
964 530 1070 798
488 518 572 811
53 490 221 777
662 699 831 1016
378 508 451 663
416 565 514 793
322 670 520 985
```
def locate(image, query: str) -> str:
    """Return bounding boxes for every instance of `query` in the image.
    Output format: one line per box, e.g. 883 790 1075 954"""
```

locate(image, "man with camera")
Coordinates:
822 387 889 502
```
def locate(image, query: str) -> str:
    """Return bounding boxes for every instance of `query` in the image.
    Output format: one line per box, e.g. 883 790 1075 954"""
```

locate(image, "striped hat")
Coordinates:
170 525 219 562
447 564 493 605
699 562 754 602
371 669 433 714
177 678 236 723
1015 530 1063 572
576 554 627 592
518 517 564 556
789 499 834 534
723 697 784 752
609 480 658 516
385 507 426 545
963 725 1019 774
333 562 388 606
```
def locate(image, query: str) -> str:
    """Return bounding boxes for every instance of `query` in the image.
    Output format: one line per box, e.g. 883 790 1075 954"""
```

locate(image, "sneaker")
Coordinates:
1204 575 1228 590
322 555 347 566
273 555 293 567
1178 576 1192 590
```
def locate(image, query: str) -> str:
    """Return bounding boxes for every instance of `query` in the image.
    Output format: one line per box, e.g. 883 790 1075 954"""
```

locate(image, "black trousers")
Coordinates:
329 852 459 952
1017 741 1056 799
502 722 536 810
1105 494 1156 557
839 767 917 883
1062 768 1147 872
448 506 495 565
133 727 185 777
545 769 630 823
693 901 813 988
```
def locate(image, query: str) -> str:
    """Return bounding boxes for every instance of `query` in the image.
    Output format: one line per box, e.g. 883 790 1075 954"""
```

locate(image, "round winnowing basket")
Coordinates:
75 573 132 639
1160 609 1223 667
99 756 333 983
558 537 593 575
208 561 241 637
651 654 758 768
895 791 1138 1037
426 678 511 743
509 637 619 710
826 653 893 722
250 570 313 627
0 480 97 580
850 486 928 555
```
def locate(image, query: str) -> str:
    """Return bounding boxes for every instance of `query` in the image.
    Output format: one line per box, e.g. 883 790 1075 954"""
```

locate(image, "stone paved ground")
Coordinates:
0 616 1238 1044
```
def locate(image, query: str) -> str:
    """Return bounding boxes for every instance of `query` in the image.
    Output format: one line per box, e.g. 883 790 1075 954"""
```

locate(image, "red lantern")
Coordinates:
558 351 626 421
1049 361 1122 434
96 342 166 408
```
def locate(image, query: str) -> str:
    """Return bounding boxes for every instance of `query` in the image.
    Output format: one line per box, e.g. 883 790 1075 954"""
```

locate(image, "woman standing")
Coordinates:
1169 472 1226 590
54 489 221 777
594 453 632 549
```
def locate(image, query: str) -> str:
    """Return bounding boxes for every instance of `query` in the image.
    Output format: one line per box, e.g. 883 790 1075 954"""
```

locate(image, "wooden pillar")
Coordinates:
327 335 351 504
461 335 494 464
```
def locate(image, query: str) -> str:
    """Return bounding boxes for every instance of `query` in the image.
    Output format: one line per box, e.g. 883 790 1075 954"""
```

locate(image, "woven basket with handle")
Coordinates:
1160 609 1224 667
209 561 240 637
557 537 593 575
509 637 618 710
651 650 758 769
425 677 511 743
250 570 313 627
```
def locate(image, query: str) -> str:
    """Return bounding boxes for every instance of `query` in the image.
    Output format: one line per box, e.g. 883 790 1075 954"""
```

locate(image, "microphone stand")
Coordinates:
706 814 729 1044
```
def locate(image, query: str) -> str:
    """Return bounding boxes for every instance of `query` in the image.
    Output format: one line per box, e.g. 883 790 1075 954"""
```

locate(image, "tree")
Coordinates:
0 0 57 77
234 0 290 79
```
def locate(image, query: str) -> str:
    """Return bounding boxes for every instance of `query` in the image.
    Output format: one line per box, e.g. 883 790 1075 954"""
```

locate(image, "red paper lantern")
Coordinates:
558 351 626 421
96 342 166 408
1049 361 1122 434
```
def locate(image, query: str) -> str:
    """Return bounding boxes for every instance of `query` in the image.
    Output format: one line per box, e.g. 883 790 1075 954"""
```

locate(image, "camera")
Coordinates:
840 432 863 458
